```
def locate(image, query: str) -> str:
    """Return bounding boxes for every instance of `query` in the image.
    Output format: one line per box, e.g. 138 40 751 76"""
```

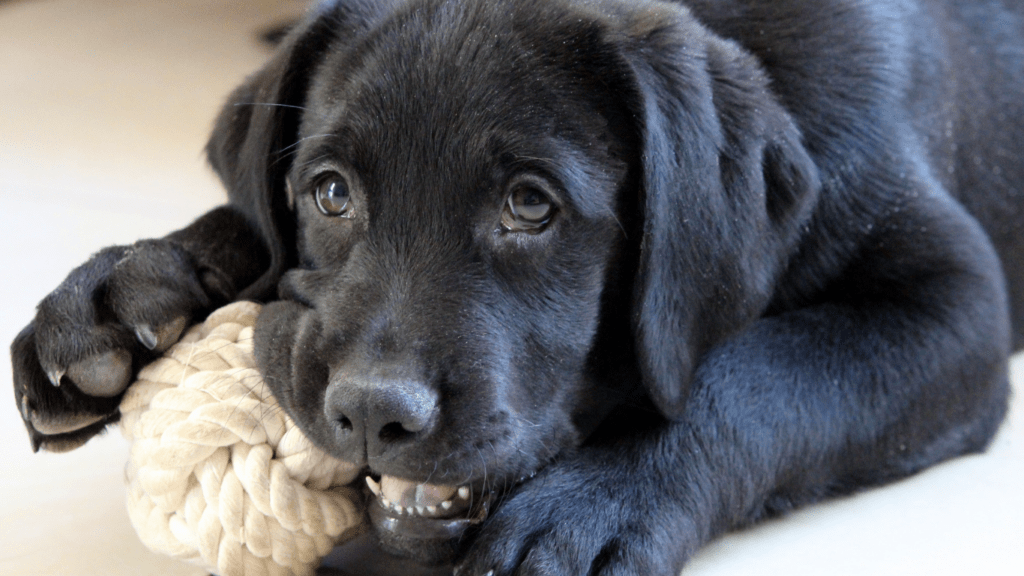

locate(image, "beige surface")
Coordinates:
0 1 1021 575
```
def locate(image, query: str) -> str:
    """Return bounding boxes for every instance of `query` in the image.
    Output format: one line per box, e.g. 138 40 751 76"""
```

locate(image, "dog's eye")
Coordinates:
314 174 353 217
502 186 555 232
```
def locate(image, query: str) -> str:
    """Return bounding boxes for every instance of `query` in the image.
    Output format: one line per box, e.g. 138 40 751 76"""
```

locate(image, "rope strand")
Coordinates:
119 302 364 576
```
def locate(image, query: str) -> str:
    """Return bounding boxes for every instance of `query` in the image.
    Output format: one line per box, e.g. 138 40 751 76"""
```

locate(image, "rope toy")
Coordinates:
118 301 366 576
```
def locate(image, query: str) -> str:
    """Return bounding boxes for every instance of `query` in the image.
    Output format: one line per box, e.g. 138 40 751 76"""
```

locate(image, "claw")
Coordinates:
135 325 159 350
19 396 31 421
47 369 65 387
133 316 187 353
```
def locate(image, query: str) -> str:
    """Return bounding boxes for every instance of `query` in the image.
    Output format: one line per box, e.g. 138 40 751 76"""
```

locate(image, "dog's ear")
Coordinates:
205 15 333 300
608 5 820 419
205 1 392 300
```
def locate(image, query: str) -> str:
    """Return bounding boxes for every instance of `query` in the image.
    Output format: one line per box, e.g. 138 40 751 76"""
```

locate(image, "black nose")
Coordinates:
325 368 439 456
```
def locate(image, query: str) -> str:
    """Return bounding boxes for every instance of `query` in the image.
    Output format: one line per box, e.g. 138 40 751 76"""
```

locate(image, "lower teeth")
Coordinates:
367 475 472 518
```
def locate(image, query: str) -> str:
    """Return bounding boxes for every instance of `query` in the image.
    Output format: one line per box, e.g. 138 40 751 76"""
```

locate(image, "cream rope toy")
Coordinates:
117 301 365 576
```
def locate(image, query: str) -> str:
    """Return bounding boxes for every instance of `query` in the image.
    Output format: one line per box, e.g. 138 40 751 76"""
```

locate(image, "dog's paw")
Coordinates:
455 455 692 576
11 240 226 452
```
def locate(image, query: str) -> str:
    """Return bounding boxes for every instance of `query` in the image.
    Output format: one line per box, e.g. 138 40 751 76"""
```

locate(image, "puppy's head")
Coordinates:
207 0 818 563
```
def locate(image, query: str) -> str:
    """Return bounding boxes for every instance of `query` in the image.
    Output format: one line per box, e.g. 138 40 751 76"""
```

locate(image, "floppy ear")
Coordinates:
612 5 820 419
205 1 392 300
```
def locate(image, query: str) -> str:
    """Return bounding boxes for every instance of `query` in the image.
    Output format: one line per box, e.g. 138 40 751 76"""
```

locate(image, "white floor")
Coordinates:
0 1 1021 575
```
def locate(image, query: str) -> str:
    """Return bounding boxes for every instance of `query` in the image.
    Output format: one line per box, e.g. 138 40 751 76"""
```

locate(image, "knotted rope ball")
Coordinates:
118 301 366 576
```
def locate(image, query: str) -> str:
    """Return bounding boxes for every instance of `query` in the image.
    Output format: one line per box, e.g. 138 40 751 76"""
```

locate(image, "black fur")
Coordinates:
11 0 1021 573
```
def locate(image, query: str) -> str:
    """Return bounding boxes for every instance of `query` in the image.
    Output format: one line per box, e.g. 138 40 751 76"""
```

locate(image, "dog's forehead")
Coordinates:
303 7 567 154
294 1 625 218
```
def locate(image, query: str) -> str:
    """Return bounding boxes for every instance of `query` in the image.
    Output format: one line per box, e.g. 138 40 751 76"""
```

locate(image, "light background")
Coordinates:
0 1 1021 575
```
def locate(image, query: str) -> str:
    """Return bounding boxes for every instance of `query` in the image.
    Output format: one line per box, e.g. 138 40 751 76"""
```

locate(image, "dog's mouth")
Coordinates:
366 474 493 540
364 472 528 564
367 475 482 520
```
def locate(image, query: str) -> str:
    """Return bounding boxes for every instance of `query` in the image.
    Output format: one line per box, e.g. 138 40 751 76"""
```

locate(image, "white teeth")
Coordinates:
372 476 475 517
377 497 462 517
366 476 381 497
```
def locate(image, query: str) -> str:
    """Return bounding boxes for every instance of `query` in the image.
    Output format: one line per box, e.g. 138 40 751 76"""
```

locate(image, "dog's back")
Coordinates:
687 0 1024 345
935 0 1024 344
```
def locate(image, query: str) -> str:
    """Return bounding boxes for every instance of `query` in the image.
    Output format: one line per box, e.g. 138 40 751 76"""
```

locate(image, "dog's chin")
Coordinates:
362 474 510 565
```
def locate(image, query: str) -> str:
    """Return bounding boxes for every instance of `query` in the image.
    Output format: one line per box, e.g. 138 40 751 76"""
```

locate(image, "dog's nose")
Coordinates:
325 370 439 456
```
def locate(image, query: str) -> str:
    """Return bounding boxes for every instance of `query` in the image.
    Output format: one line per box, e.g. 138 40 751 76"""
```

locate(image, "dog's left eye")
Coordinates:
314 174 353 217
502 185 555 232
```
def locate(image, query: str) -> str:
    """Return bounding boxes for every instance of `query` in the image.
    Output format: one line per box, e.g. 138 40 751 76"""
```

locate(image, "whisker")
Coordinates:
233 102 309 111
276 133 337 156
290 151 336 171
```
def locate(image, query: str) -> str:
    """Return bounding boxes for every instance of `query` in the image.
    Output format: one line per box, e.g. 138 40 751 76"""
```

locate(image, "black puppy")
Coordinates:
11 0 1022 573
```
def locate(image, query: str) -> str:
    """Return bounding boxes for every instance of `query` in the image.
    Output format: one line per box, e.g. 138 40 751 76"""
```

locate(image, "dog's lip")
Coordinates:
365 474 493 542
364 471 533 541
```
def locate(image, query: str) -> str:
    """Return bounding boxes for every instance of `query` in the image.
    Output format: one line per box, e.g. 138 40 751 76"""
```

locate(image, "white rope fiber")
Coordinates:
118 302 365 576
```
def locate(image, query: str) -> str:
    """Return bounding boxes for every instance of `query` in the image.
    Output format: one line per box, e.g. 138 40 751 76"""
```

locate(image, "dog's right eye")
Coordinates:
314 174 353 217
502 184 556 233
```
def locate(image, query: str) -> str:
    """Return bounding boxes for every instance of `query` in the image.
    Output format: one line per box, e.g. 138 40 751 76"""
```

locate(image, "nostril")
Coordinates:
369 377 438 436
379 422 415 444
335 414 354 433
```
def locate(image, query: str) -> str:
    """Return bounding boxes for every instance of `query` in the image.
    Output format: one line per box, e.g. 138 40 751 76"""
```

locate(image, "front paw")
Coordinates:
11 240 226 452
456 457 692 576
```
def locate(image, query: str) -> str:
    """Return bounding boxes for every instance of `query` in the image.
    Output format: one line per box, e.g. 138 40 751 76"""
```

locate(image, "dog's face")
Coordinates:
253 1 641 556
208 0 819 561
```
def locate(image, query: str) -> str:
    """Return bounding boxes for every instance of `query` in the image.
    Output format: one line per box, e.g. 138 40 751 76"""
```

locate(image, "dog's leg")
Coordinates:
457 201 1012 574
10 206 269 452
